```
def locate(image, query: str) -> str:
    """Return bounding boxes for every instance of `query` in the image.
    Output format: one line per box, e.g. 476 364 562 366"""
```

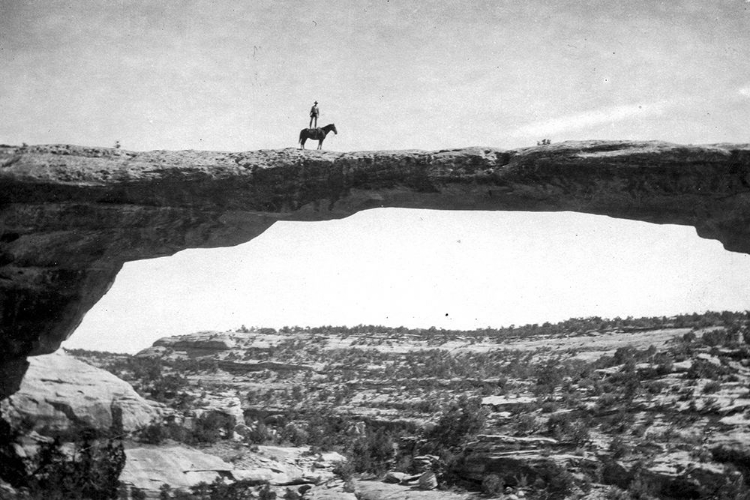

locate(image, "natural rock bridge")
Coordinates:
1 140 750 397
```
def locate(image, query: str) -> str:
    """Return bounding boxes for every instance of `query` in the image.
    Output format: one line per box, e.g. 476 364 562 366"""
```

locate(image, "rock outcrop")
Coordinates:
120 446 233 495
120 444 347 497
2 141 750 397
0 349 160 433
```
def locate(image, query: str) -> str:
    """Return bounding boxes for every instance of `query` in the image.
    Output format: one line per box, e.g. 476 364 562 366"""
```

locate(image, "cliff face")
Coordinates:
1 140 750 397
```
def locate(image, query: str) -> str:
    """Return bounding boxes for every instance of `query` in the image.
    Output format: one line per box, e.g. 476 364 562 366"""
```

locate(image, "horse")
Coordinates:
299 123 337 150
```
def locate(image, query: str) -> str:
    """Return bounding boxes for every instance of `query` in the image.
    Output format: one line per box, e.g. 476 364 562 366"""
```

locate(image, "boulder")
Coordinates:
417 471 437 490
0 350 160 434
382 471 408 484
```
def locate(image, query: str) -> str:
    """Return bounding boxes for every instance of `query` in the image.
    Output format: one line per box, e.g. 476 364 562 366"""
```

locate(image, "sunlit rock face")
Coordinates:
0 350 160 432
1 141 750 397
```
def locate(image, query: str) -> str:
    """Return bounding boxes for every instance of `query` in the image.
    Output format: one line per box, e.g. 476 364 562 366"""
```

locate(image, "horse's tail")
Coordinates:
298 129 305 144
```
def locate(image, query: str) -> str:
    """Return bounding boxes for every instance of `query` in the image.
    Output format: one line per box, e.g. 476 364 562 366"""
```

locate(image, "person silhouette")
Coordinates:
309 101 319 128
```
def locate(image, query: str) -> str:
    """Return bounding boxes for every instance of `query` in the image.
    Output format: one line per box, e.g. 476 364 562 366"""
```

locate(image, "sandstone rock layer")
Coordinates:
0 349 160 432
1 141 750 397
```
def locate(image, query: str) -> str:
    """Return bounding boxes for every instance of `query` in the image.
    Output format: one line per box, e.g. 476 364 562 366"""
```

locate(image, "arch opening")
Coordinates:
64 209 750 354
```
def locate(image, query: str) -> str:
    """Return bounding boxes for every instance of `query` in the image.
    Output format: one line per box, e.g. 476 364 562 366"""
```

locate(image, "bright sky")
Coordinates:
2 0 749 151
65 210 750 354
2 1 750 352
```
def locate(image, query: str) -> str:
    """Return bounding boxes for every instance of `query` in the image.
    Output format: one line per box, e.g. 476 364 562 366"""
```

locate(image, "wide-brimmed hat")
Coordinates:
314 101 318 104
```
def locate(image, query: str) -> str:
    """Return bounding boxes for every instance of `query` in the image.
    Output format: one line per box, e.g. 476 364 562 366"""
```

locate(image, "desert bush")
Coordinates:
283 488 302 500
189 477 266 500
332 460 355 482
644 381 667 395
516 413 540 434
570 420 591 446
149 373 188 401
24 433 125 500
610 436 630 459
627 471 657 500
538 462 576 500
596 392 619 411
245 421 275 445
139 422 166 444
423 396 487 453
703 380 722 394
193 411 236 444
711 445 750 470
131 486 148 500
605 485 632 500
541 401 559 414
159 484 172 500
534 359 563 395
481 473 504 496
687 359 730 380
347 428 395 475
702 329 730 347
280 423 307 446
655 359 673 376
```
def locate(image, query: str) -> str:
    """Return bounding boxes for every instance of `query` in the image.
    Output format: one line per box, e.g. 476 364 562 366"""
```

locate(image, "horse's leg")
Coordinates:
318 139 323 150
300 137 306 149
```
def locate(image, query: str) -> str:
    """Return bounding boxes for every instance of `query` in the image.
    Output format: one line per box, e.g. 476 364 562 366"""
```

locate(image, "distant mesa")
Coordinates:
1 140 750 398
153 333 237 353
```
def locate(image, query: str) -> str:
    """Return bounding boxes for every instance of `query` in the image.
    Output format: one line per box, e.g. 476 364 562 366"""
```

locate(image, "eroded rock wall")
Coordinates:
1 141 750 397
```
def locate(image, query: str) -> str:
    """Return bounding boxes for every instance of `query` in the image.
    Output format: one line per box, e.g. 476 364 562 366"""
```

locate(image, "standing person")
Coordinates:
309 101 319 129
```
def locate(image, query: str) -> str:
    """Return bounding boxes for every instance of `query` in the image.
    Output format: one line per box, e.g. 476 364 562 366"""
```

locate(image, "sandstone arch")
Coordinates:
1 140 750 397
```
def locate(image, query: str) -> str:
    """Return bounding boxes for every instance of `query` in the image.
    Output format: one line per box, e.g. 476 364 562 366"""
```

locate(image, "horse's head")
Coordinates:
331 124 338 135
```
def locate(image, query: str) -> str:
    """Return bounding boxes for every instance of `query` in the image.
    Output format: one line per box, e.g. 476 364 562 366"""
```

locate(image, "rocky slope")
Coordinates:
0 345 351 499
2 141 750 397
70 315 750 499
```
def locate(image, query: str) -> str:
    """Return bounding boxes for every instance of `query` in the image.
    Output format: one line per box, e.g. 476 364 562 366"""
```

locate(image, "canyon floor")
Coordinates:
3 312 750 499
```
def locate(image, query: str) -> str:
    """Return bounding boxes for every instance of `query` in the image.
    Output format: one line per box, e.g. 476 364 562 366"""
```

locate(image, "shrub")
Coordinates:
516 414 539 434
703 380 722 394
259 484 277 500
139 423 166 444
702 329 729 347
424 396 487 452
193 411 236 444
481 473 504 496
131 486 148 500
25 434 126 500
348 428 395 475
539 462 576 499
546 412 572 440
541 401 559 413
605 486 632 500
610 436 629 459
687 359 728 380
333 460 355 482
655 358 673 376
190 478 265 500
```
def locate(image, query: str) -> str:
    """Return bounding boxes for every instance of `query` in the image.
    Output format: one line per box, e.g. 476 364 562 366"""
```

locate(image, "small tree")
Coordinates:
482 474 504 496
26 433 126 499
424 396 487 453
